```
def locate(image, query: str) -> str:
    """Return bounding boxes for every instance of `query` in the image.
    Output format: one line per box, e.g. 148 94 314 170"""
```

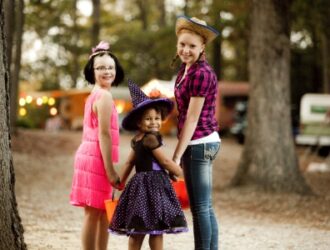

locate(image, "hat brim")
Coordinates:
122 98 174 131
175 15 219 44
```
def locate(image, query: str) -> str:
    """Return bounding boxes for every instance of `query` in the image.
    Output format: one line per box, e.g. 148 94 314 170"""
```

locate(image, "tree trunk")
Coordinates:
311 30 322 92
4 0 14 132
231 0 312 193
136 0 148 30
10 0 24 134
211 0 221 79
71 0 79 88
0 1 27 248
157 0 166 27
91 0 100 47
4 0 14 67
321 33 329 93
212 34 221 80
183 0 189 15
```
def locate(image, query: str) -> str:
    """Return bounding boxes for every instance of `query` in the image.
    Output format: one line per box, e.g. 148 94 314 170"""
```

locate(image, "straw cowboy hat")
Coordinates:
122 80 174 131
175 15 219 44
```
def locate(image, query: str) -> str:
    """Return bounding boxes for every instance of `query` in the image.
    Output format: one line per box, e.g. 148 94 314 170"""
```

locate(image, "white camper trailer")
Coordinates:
295 94 330 148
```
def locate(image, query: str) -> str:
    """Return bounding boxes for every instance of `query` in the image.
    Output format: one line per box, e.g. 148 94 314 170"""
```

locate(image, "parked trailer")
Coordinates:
295 94 330 155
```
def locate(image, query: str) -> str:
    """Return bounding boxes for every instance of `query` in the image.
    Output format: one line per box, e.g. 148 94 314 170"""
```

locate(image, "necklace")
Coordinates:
176 68 188 87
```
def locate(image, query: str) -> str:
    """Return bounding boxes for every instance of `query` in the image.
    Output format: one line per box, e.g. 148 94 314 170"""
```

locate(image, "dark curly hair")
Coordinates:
135 103 171 124
83 51 125 86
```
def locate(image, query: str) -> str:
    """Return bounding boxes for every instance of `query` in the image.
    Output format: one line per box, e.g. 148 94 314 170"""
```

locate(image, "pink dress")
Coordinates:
70 89 119 210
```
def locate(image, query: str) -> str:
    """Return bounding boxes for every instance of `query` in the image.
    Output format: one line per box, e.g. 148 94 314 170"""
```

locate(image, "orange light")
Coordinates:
115 100 125 114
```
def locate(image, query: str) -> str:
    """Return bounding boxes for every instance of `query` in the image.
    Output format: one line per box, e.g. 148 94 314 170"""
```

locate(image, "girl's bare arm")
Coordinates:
152 147 183 177
172 97 205 164
119 149 136 185
94 90 119 186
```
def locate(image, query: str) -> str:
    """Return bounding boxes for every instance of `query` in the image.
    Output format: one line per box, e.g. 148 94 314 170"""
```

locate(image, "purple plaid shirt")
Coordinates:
174 60 219 140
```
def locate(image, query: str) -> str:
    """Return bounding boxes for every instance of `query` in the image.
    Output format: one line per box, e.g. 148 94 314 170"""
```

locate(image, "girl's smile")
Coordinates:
177 31 205 68
93 55 116 89
137 108 162 133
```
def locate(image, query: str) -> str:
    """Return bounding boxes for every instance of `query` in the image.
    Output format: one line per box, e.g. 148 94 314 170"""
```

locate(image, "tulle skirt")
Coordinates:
109 170 188 235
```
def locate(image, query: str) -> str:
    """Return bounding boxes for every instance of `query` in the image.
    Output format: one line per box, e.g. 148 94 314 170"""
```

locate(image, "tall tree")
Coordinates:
4 0 14 67
4 0 15 132
71 0 80 88
183 0 189 15
91 0 100 47
156 0 166 27
211 0 221 79
321 33 329 93
316 1 330 93
136 0 149 30
231 0 311 193
10 0 24 133
0 0 26 248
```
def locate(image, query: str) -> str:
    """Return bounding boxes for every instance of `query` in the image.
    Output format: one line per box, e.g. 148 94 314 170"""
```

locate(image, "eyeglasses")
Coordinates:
94 66 114 72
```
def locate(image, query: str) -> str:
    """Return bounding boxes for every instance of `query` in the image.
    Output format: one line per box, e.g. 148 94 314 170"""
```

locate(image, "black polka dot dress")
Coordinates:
109 132 188 235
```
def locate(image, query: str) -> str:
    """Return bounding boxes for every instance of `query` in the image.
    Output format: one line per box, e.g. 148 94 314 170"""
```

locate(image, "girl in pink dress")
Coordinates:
70 41 124 250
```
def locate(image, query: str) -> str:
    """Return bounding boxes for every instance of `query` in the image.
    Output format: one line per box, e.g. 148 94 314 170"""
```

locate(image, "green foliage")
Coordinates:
217 0 249 81
23 0 89 90
21 0 330 96
113 26 177 85
22 0 224 89
290 0 330 117
16 103 52 128
98 2 179 85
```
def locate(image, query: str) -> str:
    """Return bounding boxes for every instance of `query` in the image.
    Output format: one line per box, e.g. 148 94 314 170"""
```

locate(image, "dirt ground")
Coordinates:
12 129 330 250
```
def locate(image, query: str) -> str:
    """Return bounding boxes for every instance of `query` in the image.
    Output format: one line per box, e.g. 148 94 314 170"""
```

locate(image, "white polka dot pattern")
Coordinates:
128 79 149 108
109 171 188 235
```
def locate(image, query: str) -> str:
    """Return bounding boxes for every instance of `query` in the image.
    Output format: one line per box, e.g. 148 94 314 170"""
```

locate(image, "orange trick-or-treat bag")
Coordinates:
172 178 190 209
104 192 118 222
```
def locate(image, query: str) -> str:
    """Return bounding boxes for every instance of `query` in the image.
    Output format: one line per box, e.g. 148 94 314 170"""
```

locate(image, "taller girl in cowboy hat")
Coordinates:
172 16 221 250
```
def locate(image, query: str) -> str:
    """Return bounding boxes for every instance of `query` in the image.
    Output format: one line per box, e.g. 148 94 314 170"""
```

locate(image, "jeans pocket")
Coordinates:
204 142 220 161
189 143 204 160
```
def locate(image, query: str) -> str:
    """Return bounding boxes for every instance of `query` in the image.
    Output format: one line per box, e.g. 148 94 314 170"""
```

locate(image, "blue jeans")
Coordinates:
182 142 220 250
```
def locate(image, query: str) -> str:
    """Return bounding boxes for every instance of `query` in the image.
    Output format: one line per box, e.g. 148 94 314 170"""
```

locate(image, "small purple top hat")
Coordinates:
122 79 174 131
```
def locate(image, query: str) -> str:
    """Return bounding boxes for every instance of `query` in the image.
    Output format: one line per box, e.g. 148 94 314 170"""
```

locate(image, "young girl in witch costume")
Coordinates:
109 80 188 250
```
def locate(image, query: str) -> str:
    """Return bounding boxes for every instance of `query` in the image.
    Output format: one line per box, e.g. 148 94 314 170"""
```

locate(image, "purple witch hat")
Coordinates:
122 79 174 131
